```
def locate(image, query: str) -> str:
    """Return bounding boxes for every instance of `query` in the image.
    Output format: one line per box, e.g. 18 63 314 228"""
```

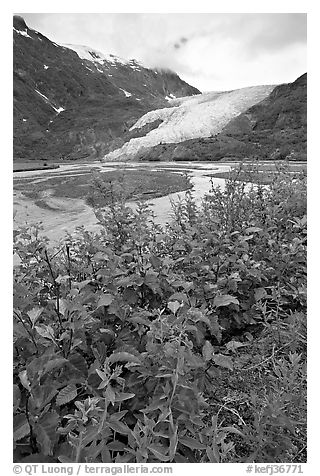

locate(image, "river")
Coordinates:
13 161 235 244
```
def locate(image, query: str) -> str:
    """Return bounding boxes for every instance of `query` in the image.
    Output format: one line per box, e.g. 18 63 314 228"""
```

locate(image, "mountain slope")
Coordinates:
13 15 200 161
105 85 276 160
219 72 307 160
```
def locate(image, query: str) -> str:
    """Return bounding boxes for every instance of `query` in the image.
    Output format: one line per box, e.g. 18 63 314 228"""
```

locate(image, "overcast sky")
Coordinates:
19 13 307 92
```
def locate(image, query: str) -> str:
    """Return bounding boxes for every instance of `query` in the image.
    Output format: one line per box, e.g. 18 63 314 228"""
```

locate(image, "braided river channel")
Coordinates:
13 161 237 245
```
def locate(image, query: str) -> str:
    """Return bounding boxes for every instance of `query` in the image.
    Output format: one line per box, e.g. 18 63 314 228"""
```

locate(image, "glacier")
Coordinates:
105 84 275 160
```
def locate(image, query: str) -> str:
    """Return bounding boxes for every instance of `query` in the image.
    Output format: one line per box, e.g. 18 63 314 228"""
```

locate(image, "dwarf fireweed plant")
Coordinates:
13 163 306 463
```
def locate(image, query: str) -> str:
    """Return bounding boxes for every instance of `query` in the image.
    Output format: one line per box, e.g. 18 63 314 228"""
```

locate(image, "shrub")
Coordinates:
13 164 307 463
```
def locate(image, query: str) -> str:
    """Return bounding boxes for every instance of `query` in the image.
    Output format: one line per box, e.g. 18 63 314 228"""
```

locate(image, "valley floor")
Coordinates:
13 161 306 244
13 166 193 243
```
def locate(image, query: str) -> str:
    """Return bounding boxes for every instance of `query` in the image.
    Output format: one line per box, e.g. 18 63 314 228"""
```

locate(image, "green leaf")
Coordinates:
202 341 214 362
129 315 151 327
43 357 67 376
173 243 186 251
97 294 114 308
169 425 178 460
114 392 135 402
179 436 206 450
206 444 220 462
101 447 112 462
55 275 71 284
77 279 92 290
213 294 239 307
68 353 88 378
107 420 130 435
149 446 170 462
212 354 234 371
150 254 162 270
57 299 68 316
34 411 59 456
225 341 247 352
13 414 30 441
96 369 107 381
220 426 245 438
168 292 189 303
31 384 58 411
34 324 55 341
174 453 190 463
208 315 222 342
108 352 141 365
70 338 83 351
56 384 77 406
13 384 21 411
104 385 116 404
245 227 262 234
105 441 127 451
192 310 211 327
27 307 43 327
168 300 181 315
254 287 268 302
58 455 74 464
122 288 138 305
19 370 31 392
13 321 29 340
109 410 128 421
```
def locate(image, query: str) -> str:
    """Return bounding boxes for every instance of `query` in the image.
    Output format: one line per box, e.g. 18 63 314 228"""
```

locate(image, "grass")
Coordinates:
207 313 307 462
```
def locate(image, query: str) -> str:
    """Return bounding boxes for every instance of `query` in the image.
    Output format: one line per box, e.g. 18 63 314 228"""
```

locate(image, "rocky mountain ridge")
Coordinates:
13 16 306 163
13 15 200 161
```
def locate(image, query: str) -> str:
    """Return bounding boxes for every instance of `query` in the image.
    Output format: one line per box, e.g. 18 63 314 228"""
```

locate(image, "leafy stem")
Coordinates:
14 310 39 355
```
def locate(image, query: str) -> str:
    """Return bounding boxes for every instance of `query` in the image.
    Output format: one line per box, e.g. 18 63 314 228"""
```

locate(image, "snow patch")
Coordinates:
55 107 65 114
165 93 177 101
34 32 43 41
43 65 49 70
119 88 132 98
128 60 143 71
22 119 27 122
35 89 65 114
61 43 129 66
96 68 104 73
35 89 50 102
13 27 32 39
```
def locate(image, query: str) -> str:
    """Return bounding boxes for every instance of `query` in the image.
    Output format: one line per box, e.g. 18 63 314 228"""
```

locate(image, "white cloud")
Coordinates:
20 13 307 91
